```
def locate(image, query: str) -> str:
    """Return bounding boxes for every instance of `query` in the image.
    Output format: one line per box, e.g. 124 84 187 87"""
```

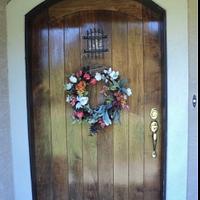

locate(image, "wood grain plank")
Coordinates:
49 0 142 20
80 11 99 200
49 18 68 200
112 12 129 200
95 11 114 200
143 6 162 200
31 10 53 200
127 4 145 200
65 13 83 200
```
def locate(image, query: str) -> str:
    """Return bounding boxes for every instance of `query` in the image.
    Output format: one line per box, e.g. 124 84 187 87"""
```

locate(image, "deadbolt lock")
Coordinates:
150 108 158 120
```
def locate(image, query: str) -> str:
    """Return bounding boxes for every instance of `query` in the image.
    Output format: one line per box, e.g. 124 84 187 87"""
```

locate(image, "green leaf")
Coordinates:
119 79 128 87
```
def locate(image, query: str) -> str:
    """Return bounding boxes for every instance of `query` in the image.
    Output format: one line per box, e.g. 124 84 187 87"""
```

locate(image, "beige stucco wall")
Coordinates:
0 0 14 200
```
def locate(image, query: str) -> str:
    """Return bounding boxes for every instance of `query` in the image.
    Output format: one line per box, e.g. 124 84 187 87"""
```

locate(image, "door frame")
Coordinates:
25 1 167 200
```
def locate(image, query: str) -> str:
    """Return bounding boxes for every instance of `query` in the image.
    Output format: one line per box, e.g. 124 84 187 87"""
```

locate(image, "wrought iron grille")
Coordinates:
83 28 109 59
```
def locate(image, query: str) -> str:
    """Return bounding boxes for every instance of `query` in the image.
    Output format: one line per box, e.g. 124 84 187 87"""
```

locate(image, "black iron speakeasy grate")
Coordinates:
83 28 109 59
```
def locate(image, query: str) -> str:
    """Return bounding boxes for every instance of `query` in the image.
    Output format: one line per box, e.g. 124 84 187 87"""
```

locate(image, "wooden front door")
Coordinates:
26 1 166 200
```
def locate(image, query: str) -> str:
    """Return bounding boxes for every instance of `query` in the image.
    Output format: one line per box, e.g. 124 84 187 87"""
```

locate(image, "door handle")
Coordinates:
150 109 159 158
152 131 158 158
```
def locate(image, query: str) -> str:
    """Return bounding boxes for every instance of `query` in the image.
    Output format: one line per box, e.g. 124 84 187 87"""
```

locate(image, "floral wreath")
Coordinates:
65 66 132 134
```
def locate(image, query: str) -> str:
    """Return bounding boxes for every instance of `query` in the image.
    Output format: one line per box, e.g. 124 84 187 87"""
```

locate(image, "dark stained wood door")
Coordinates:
26 1 166 200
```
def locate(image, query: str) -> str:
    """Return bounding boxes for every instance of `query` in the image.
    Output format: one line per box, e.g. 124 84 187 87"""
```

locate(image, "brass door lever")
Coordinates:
150 109 159 158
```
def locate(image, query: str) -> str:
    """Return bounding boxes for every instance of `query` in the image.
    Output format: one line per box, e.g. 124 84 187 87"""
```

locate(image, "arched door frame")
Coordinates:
25 1 167 200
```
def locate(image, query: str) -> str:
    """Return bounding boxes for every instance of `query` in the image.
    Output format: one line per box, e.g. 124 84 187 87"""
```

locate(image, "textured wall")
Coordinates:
187 0 198 199
0 0 14 200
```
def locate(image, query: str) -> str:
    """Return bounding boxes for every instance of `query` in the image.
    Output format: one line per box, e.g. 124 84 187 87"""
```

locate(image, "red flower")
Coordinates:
76 70 83 77
70 97 77 106
114 91 128 108
98 118 106 128
74 111 84 119
122 104 129 110
100 86 109 96
90 78 97 85
83 73 91 81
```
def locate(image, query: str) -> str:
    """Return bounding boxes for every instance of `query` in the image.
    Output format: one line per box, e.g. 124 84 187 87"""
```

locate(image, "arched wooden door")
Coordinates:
26 1 167 200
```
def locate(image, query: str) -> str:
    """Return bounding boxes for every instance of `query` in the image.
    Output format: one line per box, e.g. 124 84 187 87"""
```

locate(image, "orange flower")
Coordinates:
76 81 86 94
120 98 127 106
114 92 127 107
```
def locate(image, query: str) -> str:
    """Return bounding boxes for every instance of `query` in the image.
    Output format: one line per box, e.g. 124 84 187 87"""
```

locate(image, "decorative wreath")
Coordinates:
64 66 132 134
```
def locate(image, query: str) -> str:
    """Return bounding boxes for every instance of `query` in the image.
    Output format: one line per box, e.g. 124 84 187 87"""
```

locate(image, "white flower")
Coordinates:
124 95 128 100
76 96 89 109
66 83 73 90
126 88 132 96
76 102 82 109
95 72 102 81
103 69 108 74
66 95 71 103
105 68 119 80
108 68 112 74
77 96 89 106
109 71 119 80
69 75 77 83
